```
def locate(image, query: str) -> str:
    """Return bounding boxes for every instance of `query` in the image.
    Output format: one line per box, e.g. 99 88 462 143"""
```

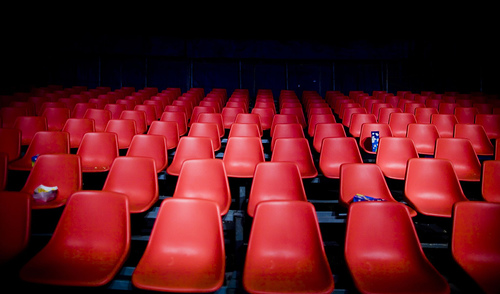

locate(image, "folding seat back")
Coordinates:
221 107 246 130
415 107 439 124
20 191 130 286
454 107 479 124
348 113 377 138
454 123 494 156
147 120 179 150
452 201 500 294
250 107 275 131
0 106 28 128
378 107 402 124
189 105 216 126
475 113 500 139
248 162 307 217
172 99 194 119
14 116 48 146
134 104 158 126
132 198 225 292
0 127 21 162
8 131 70 171
404 158 468 217
434 138 482 181
431 113 458 138
235 113 263 137
376 137 419 180
223 136 264 178
279 107 307 128
104 119 137 150
197 112 224 137
404 102 425 114
345 201 450 294
388 112 416 137
338 102 361 120
406 123 440 156
143 99 164 118
243 201 334 294
312 122 346 153
173 159 231 215
199 100 221 113
271 123 305 151
126 134 168 172
160 110 188 136
0 191 31 263
271 138 317 178
319 137 362 179
103 157 158 213
358 123 393 154
307 113 336 137
62 118 95 149
20 154 82 209
120 110 147 134
188 122 221 151
481 160 500 203
77 132 119 173
341 107 367 128
166 137 215 176
270 114 299 137
41 107 71 131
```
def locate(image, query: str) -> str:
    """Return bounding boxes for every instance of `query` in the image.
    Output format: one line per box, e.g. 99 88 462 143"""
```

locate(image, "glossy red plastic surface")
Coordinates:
0 127 21 162
197 112 225 137
173 159 231 215
348 113 377 138
243 201 334 294
452 201 500 294
404 158 468 217
431 113 458 138
247 162 307 217
269 114 299 137
132 198 225 292
120 110 147 134
62 118 95 149
103 157 158 213
20 191 130 286
160 110 188 136
376 137 419 180
406 123 440 155
105 119 137 149
166 137 215 176
221 107 245 129
188 122 221 151
434 138 482 182
454 123 494 156
319 137 362 179
388 112 417 137
14 115 48 145
475 113 500 139
235 113 264 137
308 113 336 137
147 120 179 150
0 191 31 263
77 132 118 173
358 123 393 154
312 123 346 153
251 107 275 130
345 201 450 294
42 107 71 132
271 123 305 151
126 134 168 172
482 160 500 203
223 136 265 178
271 137 318 178
83 108 111 132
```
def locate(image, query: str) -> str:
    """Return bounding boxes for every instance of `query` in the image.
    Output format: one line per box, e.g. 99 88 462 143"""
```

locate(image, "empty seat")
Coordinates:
14 116 48 146
243 201 334 294
104 119 137 150
319 137 362 179
20 191 130 286
415 107 439 124
438 102 458 114
341 107 367 128
132 198 225 292
126 134 168 173
62 118 95 149
173 159 231 215
475 113 500 139
312 122 346 153
247 162 307 217
83 108 112 132
1 106 28 128
197 112 225 138
280 107 307 128
223 136 265 178
41 107 71 132
481 160 500 203
0 191 31 263
376 137 419 180
77 132 119 173
348 113 377 138
454 123 494 156
451 201 500 294
454 107 479 124
388 112 417 137
120 110 148 134
188 122 221 151
358 123 393 154
71 102 97 118
189 105 216 126
378 107 402 124
104 103 127 120
431 113 458 138
270 114 300 137
307 113 336 137
166 137 215 176
9 131 70 171
406 123 440 156
251 107 275 131
345 201 450 294
270 123 305 151
404 158 469 217
147 120 180 150
160 110 188 136
19 154 82 209
103 157 158 213
271 138 318 178
434 138 482 182
221 107 245 129
0 127 21 162
235 113 264 137
134 104 158 126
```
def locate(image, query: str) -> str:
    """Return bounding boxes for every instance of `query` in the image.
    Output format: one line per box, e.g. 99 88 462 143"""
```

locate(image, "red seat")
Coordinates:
71 102 97 118
431 113 458 138
388 112 416 137
103 157 158 213
307 113 336 137
104 119 137 150
454 107 479 124
83 108 112 132
126 134 168 172
173 159 231 215
451 201 500 294
132 198 225 293
20 191 130 286
147 120 179 150
341 107 367 128
119 110 147 134
0 127 21 162
270 114 300 137
454 123 494 156
348 113 377 138
188 122 221 151
0 106 28 128
482 160 500 203
134 104 158 126
438 102 458 114
19 154 82 209
475 113 500 139
243 201 334 294
415 107 439 124
235 113 264 137
271 138 318 178
358 123 393 154
223 136 265 178
270 123 305 151
8 131 70 172
345 201 449 294
14 116 48 146
189 105 216 126
312 123 346 153
376 137 419 180
0 191 31 263
41 107 71 132
247 162 307 217
280 107 307 128
197 112 225 138
434 138 482 182
104 103 127 120
77 132 119 173
406 123 440 156
221 107 246 129
62 118 95 149
166 137 215 176
404 158 469 217
319 137 362 179
160 110 188 136
251 107 275 131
